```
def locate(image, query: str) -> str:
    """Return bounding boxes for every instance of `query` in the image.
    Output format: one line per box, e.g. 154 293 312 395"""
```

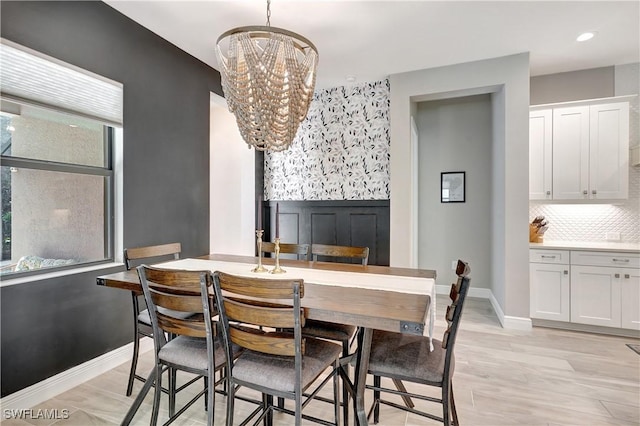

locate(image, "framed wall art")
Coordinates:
441 171 465 203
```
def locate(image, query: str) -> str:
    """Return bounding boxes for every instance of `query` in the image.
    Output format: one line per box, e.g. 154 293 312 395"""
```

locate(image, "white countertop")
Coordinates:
530 240 640 253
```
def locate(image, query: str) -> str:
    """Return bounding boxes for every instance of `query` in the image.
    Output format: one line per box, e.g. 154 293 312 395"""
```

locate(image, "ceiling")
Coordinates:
105 1 639 90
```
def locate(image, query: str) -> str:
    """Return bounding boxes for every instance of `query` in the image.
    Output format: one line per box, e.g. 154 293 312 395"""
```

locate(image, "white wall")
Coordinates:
209 94 255 256
416 95 493 290
389 53 531 322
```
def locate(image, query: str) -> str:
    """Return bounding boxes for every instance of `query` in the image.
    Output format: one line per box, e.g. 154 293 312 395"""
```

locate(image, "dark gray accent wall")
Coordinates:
0 1 222 396
530 66 615 105
266 200 390 266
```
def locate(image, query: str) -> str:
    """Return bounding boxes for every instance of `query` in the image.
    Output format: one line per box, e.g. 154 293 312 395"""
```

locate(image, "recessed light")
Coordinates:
576 32 596 42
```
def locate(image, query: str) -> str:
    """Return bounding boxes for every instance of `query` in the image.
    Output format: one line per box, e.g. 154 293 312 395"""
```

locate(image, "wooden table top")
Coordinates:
96 253 436 335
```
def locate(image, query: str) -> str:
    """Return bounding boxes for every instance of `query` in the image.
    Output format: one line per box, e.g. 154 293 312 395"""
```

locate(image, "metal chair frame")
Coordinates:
213 271 341 426
124 242 182 396
366 260 471 426
138 266 225 426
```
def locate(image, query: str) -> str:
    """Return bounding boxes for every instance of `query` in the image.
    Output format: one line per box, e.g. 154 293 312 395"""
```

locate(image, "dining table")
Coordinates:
96 253 436 426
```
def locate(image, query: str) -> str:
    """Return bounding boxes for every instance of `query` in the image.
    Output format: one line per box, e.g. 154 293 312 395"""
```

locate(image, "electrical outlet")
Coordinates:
451 261 457 270
606 232 621 241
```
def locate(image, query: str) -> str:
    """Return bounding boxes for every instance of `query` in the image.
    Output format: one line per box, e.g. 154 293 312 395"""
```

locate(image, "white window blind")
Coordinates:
0 39 123 126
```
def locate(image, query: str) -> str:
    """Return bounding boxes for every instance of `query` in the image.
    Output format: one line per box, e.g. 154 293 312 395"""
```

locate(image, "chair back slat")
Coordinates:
149 289 205 313
224 298 302 329
229 327 300 356
125 242 181 270
216 272 304 299
311 244 369 265
262 242 310 261
156 311 207 338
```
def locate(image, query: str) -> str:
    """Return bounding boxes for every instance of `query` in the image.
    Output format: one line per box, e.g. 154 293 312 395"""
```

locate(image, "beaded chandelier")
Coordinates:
216 0 318 152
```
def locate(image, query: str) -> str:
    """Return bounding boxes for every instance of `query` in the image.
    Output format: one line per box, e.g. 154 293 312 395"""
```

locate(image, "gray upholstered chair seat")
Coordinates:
159 336 229 371
368 331 453 386
302 319 356 341
233 337 342 393
137 308 197 326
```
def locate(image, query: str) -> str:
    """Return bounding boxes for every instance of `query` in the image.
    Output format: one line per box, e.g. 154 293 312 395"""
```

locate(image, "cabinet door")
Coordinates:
529 110 553 200
553 106 590 200
530 263 570 321
589 102 629 199
571 265 621 327
620 268 640 330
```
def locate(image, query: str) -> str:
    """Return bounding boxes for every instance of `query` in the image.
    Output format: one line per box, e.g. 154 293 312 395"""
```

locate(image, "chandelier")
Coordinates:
215 0 318 152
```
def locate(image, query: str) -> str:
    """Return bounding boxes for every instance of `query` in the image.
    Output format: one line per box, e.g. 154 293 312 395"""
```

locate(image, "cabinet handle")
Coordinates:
564 270 568 275
583 190 588 195
541 255 557 259
546 191 551 196
612 258 630 263
592 189 597 195
625 274 630 279
615 273 620 278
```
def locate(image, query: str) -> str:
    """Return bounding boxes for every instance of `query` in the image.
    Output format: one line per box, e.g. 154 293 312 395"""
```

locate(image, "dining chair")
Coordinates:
261 242 311 260
124 242 183 396
311 243 370 265
212 271 342 426
366 259 471 425
137 265 230 426
305 243 370 422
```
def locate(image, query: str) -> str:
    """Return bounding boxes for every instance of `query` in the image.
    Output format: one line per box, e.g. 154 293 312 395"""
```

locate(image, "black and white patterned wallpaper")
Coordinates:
264 79 390 200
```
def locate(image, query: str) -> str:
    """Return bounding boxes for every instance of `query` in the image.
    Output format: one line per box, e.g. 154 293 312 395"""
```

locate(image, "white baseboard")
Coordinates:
436 284 493 299
437 285 532 331
0 338 153 411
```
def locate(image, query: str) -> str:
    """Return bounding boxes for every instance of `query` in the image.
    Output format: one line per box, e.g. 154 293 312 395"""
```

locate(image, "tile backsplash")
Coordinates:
529 169 639 243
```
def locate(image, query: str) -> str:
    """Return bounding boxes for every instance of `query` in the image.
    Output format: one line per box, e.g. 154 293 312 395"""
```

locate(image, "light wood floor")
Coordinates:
3 297 639 426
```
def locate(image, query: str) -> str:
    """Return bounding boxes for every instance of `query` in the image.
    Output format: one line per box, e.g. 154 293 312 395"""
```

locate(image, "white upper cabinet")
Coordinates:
529 110 553 200
553 106 590 200
589 103 630 199
529 97 631 201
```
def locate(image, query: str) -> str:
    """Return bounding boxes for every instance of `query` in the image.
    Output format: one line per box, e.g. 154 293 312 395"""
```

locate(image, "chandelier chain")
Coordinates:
266 0 271 27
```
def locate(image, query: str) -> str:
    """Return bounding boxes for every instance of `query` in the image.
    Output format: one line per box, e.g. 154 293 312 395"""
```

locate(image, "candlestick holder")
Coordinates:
252 230 268 273
269 237 286 274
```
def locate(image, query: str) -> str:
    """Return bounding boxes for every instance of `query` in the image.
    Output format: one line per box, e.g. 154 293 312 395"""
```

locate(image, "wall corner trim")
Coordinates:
436 284 533 331
0 338 153 411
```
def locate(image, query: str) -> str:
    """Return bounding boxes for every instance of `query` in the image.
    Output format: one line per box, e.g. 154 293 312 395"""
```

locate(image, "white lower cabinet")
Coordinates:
620 268 640 330
530 248 640 331
530 261 570 322
570 265 621 327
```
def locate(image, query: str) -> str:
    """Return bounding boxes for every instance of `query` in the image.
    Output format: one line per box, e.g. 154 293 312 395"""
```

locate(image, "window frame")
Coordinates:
0 101 116 278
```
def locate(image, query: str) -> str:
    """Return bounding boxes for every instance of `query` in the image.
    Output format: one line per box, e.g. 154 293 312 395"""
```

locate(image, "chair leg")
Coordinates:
151 364 162 426
342 338 350 426
168 367 176 417
262 393 273 426
207 370 215 426
227 381 235 426
333 359 340 426
442 381 451 426
450 383 459 426
295 391 302 426
127 292 141 397
373 375 381 424
204 376 209 411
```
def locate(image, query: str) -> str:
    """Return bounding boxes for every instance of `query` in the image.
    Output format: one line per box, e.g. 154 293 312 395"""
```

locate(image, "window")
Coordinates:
0 40 122 277
0 102 114 275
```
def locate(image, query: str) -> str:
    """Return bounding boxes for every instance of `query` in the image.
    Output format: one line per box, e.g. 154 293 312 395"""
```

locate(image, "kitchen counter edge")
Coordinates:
530 241 640 253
